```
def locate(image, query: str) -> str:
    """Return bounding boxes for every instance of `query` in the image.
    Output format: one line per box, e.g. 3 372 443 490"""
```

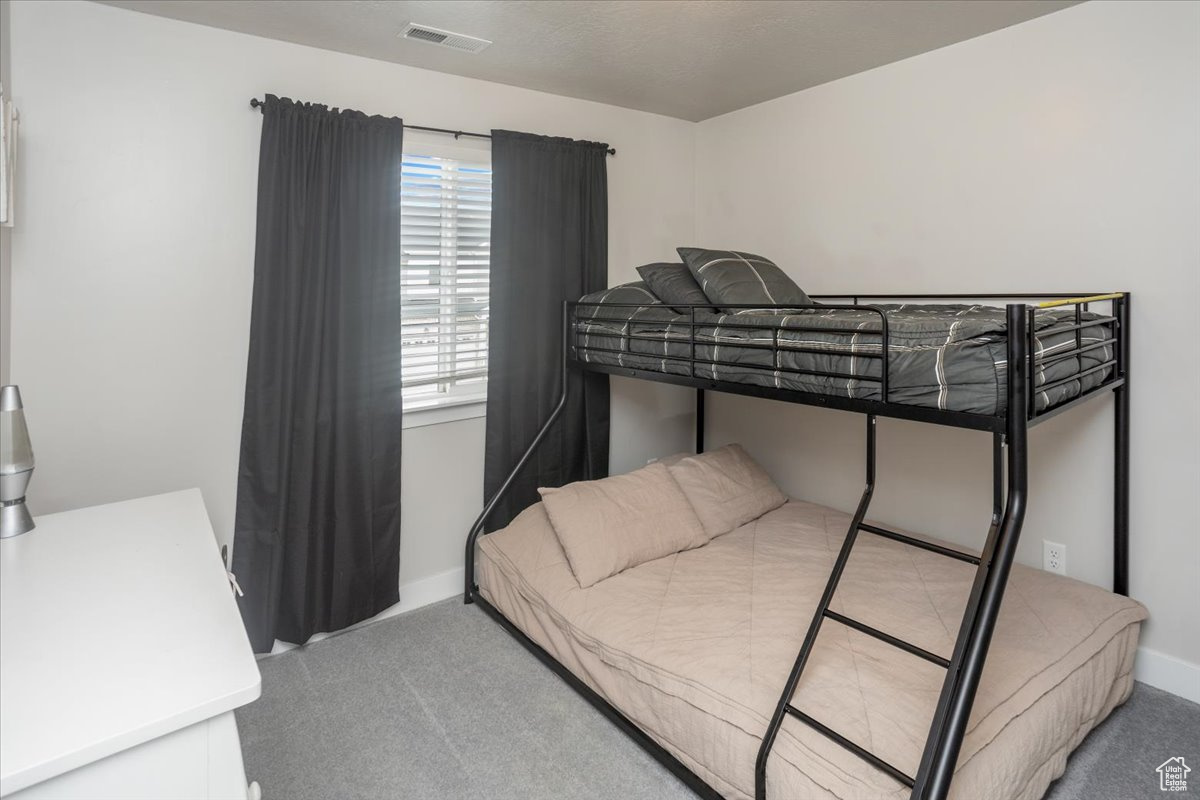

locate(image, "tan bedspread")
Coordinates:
477 500 1146 800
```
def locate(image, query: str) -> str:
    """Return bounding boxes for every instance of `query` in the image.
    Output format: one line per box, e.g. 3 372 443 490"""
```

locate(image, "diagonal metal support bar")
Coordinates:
754 415 877 800
464 302 572 602
910 305 1031 800
757 362 1020 799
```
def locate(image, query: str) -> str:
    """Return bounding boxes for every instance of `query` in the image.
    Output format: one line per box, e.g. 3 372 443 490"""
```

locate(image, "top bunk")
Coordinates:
568 285 1128 433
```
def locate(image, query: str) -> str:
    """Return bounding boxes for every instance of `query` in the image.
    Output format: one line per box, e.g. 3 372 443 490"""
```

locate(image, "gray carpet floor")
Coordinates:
236 598 1199 800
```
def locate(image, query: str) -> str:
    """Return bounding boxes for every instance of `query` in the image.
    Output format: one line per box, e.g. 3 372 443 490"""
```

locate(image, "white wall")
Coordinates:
695 0 1200 692
8 0 694 601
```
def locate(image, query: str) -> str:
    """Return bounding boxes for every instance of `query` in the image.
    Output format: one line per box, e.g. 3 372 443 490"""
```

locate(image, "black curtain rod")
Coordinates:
249 97 616 155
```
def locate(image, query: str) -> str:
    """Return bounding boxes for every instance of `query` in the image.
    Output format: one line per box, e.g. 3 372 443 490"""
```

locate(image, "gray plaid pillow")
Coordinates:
677 247 812 309
578 281 661 308
636 262 710 314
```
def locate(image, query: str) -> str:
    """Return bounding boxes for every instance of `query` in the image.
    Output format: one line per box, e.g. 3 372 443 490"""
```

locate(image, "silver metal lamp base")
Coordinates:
0 501 35 538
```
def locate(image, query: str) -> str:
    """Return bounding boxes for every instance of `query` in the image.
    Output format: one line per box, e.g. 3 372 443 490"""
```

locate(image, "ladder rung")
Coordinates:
859 523 981 565
784 705 915 788
823 610 951 668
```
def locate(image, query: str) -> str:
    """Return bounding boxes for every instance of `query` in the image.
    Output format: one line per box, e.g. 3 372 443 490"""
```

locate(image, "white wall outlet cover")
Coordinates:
1043 541 1067 575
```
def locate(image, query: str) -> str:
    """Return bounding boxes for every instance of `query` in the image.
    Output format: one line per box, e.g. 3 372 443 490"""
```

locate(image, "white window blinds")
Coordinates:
400 152 492 409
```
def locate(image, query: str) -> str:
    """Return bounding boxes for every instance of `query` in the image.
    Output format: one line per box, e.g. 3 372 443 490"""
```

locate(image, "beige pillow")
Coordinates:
538 462 708 588
652 452 690 468
666 444 787 538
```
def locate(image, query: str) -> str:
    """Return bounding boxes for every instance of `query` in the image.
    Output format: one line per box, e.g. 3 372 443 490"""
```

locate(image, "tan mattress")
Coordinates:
477 500 1147 800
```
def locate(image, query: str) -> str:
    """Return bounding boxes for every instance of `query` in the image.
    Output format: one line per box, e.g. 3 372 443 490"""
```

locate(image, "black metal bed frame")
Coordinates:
464 292 1130 800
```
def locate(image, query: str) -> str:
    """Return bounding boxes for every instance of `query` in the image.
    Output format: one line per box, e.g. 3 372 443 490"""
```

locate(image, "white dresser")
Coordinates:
0 490 262 799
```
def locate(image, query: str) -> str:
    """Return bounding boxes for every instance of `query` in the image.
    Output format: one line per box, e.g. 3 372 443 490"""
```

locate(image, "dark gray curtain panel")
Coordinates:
484 130 610 531
232 95 405 652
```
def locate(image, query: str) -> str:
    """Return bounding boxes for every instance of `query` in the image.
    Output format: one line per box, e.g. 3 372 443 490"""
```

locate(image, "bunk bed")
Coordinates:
464 289 1134 800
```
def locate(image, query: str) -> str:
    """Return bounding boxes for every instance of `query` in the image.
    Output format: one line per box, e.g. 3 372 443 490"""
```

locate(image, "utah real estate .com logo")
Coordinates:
1158 757 1191 793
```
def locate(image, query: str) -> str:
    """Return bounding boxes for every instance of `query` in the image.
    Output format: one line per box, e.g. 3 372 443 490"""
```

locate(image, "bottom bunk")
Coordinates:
476 498 1146 800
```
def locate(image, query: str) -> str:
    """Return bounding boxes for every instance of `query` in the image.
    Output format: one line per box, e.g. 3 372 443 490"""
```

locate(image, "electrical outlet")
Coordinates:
1043 541 1067 575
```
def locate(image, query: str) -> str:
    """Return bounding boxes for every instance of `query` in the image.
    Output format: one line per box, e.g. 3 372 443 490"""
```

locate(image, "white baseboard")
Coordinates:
268 566 465 655
396 566 465 614
1136 646 1200 705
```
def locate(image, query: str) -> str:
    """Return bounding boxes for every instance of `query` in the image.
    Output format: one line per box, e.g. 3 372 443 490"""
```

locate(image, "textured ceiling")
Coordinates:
95 0 1080 121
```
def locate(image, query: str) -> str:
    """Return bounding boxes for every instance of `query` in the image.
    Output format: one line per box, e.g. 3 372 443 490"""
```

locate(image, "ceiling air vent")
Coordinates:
400 23 492 54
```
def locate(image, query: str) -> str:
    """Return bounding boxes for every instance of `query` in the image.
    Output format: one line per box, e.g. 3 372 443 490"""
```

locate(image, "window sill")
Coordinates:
402 397 487 429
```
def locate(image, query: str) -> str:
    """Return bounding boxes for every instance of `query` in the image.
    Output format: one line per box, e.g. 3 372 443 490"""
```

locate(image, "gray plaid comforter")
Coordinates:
573 299 1114 414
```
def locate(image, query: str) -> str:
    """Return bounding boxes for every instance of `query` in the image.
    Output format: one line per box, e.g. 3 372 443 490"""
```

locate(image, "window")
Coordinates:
400 147 492 412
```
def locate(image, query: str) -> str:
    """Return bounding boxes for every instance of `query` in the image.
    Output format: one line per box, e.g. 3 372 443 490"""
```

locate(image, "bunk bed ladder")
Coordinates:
756 304 1031 800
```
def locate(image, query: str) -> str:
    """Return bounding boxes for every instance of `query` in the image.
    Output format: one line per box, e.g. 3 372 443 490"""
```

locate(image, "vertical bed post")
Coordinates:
912 304 1030 800
691 305 705 455
991 432 1004 527
1113 294 1130 596
463 301 573 603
